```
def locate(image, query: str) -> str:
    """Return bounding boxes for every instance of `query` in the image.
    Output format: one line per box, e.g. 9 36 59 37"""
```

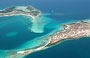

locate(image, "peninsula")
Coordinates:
6 20 90 58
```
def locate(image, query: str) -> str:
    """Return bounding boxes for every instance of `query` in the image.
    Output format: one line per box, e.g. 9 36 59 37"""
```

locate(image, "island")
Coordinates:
4 20 90 58
0 6 41 19
0 6 48 33
0 6 90 58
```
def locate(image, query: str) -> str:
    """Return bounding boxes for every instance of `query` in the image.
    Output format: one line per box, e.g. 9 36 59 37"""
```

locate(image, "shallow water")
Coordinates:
0 15 54 50
0 0 90 58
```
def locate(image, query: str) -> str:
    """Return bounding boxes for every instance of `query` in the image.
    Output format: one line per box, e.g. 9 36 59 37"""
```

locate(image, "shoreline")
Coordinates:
0 20 90 58
0 6 90 58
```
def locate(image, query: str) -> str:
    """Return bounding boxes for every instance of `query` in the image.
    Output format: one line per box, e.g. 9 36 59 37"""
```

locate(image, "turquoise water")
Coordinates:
0 11 90 58
0 13 90 58
0 0 90 58
0 13 60 57
0 15 54 50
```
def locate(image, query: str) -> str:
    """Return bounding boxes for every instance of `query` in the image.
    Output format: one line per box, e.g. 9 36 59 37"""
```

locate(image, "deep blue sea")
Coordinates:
0 0 90 58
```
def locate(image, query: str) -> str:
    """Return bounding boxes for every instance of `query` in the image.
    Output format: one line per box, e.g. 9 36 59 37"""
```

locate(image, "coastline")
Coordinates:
0 19 90 58
16 20 90 58
0 6 90 58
